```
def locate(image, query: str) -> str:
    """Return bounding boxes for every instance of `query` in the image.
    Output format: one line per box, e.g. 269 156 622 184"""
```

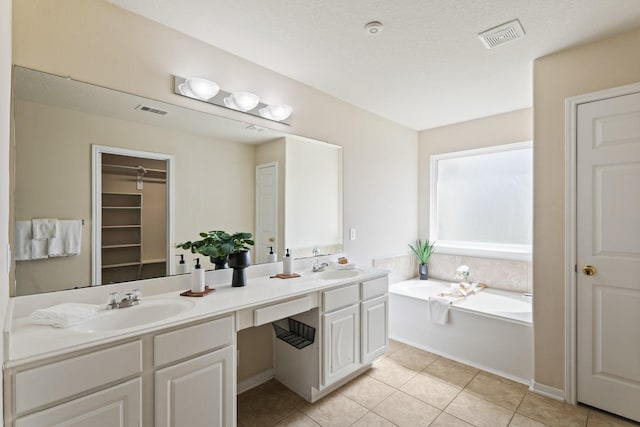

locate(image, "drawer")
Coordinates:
253 296 311 326
154 316 234 367
362 276 388 300
14 341 142 415
323 284 359 312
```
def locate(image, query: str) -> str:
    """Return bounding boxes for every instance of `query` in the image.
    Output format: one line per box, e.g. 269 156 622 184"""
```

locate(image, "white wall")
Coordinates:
0 0 11 420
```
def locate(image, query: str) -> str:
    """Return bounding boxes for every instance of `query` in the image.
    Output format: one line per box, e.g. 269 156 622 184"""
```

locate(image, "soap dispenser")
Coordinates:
191 258 205 293
283 249 293 275
176 254 189 275
267 246 277 263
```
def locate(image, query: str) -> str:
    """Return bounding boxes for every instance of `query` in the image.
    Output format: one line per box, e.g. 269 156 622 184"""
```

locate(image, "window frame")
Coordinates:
429 141 533 261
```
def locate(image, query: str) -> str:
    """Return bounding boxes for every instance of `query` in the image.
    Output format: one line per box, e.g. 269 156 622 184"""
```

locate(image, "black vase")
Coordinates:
419 263 429 280
210 255 228 270
228 251 251 287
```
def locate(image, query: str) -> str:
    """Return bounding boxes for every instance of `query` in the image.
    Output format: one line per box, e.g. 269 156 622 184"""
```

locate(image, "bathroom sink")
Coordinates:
72 299 195 333
318 269 363 280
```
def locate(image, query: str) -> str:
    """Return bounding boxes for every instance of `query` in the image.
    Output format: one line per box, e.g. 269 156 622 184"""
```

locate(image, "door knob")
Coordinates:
268 237 275 243
582 265 597 276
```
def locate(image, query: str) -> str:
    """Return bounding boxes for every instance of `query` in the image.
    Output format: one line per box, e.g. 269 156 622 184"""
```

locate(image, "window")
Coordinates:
430 142 532 259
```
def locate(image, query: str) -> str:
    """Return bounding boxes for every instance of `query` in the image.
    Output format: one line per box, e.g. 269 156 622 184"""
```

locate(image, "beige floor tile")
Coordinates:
587 408 639 426
238 380 306 427
430 412 474 427
301 392 368 427
422 357 479 388
445 391 514 427
366 357 419 388
509 413 549 427
338 374 395 409
372 390 441 426
399 373 460 409
274 410 321 426
517 392 589 427
351 411 397 426
386 339 408 356
465 371 527 411
386 345 438 371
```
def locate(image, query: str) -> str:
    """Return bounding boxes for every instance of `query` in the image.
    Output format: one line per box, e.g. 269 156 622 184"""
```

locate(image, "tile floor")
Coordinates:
237 340 638 427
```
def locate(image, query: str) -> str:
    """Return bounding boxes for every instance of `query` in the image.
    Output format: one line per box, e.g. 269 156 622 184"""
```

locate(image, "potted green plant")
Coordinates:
176 230 255 285
408 239 436 280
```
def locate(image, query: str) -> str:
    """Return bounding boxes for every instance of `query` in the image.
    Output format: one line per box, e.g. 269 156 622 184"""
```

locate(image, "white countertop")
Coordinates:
6 264 388 367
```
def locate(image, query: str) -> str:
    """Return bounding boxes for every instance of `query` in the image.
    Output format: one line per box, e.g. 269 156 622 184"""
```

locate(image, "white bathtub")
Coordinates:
389 279 532 383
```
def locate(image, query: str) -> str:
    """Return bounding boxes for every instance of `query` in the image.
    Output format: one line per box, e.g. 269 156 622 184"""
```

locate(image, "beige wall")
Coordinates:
533 26 640 390
13 99 255 294
0 0 11 421
12 0 419 269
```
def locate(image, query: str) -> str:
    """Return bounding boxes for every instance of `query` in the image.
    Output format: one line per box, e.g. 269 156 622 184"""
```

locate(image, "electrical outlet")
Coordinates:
349 228 356 241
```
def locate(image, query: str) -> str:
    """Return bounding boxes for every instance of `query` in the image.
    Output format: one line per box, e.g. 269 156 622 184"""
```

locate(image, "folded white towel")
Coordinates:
48 220 83 257
32 218 58 240
428 296 451 325
30 303 100 328
15 221 49 261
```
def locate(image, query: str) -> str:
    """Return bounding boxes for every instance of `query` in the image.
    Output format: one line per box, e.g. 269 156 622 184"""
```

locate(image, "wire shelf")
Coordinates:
272 318 316 349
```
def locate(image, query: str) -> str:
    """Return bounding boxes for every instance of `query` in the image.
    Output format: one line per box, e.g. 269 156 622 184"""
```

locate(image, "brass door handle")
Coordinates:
582 265 597 276
268 237 275 243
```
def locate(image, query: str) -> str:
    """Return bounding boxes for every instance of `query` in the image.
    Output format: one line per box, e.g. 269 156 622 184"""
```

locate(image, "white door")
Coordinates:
577 91 640 422
155 346 235 427
361 294 388 365
323 304 360 387
15 379 141 427
255 163 278 263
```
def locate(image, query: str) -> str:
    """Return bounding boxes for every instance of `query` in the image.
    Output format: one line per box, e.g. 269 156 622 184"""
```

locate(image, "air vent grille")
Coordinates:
478 19 525 49
135 104 168 116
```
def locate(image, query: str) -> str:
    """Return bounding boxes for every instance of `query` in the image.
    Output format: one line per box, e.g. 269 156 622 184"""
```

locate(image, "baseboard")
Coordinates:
237 369 275 394
530 381 565 401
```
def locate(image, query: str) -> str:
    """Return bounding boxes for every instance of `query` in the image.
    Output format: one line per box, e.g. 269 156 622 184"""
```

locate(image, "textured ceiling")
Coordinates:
107 0 640 130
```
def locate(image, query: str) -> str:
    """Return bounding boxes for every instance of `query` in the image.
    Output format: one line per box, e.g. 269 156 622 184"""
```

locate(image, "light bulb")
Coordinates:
259 104 293 121
224 91 260 112
184 77 219 101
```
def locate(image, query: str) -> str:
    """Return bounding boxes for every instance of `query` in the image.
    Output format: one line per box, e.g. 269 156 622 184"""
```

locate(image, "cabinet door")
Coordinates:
15 378 141 427
361 294 388 365
155 346 235 427
323 304 360 387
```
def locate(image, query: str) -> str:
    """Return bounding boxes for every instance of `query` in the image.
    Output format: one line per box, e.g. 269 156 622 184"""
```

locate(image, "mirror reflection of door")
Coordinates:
93 146 173 285
255 162 278 263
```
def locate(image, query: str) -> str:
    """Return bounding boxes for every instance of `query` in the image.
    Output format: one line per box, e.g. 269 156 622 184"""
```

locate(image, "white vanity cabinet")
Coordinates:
274 274 389 402
4 315 235 427
153 316 235 427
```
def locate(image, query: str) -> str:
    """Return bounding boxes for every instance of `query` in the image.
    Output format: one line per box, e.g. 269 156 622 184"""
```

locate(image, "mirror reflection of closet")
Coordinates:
93 146 173 285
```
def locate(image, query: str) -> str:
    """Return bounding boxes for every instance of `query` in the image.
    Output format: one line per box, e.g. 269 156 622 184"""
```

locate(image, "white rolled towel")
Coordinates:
30 303 100 328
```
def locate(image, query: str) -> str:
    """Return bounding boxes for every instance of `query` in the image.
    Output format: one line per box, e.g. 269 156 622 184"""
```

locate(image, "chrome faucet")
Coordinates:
106 289 142 309
311 247 328 272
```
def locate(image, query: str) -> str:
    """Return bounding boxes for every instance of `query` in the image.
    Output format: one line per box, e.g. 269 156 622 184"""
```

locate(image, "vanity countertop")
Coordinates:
5 265 388 367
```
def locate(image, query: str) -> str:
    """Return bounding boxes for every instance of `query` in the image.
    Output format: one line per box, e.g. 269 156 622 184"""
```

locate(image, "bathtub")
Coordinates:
389 279 532 384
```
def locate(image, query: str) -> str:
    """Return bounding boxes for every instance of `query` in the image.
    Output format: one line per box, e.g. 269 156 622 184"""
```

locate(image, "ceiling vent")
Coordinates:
478 19 525 49
135 104 168 116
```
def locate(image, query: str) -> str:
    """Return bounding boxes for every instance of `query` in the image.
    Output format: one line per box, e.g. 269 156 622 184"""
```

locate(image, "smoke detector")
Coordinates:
478 19 525 49
364 21 383 35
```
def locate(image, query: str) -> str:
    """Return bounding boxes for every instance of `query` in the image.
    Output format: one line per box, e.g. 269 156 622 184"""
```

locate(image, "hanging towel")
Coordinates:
30 303 100 328
48 220 83 257
32 218 58 240
15 221 48 261
428 296 451 325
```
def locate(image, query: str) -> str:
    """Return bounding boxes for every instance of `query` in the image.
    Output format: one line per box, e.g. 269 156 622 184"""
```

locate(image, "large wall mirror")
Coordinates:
12 66 343 296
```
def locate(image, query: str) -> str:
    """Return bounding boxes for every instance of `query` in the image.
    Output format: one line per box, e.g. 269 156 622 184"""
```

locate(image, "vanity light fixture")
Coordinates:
174 75 293 125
